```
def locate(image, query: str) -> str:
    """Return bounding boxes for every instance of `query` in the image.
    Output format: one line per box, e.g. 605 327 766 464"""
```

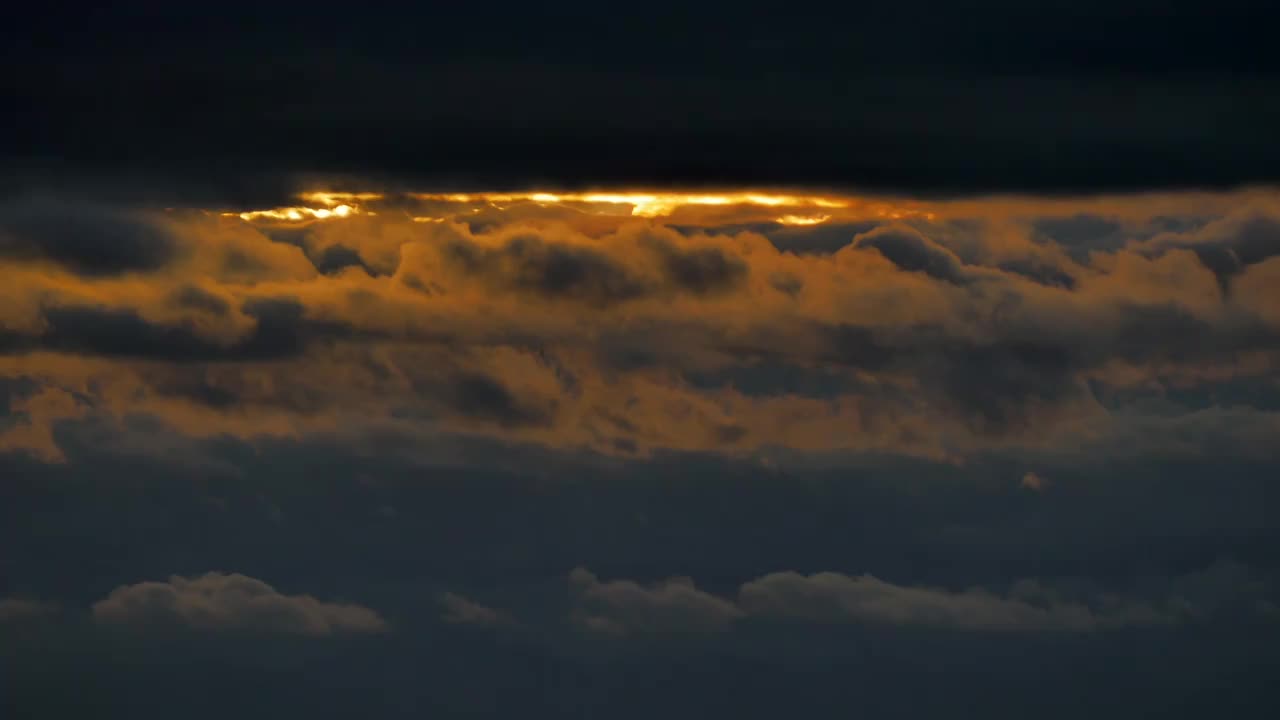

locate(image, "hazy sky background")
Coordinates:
4 3 1280 719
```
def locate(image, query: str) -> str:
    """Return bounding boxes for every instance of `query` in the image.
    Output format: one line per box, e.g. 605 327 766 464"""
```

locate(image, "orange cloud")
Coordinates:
1 186 1278 465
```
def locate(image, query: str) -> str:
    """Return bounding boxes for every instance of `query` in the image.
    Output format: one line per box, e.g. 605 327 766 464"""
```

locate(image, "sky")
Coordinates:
4 3 1280 719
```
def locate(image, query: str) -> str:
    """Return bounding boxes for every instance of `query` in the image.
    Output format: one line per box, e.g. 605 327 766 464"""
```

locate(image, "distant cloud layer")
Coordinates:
1 188 1279 467
570 559 1276 635
0 597 55 622
439 592 513 627
91 572 388 635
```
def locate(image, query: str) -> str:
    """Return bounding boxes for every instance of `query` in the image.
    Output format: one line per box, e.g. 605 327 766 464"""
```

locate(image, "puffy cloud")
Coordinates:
439 233 650 306
91 572 388 635
439 592 513 627
1 187 1279 465
569 567 744 634
570 561 1274 635
851 224 968 284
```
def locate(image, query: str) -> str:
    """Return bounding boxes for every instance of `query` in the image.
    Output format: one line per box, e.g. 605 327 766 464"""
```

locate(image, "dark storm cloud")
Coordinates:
5 4 1280 194
0 199 178 275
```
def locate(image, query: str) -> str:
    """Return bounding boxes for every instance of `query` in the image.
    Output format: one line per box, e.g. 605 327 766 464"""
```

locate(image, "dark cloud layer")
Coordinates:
33 300 308 363
0 200 177 275
5 4 1280 195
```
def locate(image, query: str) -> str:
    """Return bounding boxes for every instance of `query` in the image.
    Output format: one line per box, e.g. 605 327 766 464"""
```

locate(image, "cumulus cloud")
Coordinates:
1 187 1279 465
852 224 968 284
91 572 388 635
439 592 513 627
569 567 744 634
737 572 1152 631
570 561 1275 635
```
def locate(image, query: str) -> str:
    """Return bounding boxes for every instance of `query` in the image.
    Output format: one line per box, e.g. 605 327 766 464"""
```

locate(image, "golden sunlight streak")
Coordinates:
776 214 831 225
223 188 951 226
408 191 851 217
226 204 361 222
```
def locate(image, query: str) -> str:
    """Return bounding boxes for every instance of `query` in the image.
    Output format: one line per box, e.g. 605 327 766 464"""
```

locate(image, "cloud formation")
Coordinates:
91 572 388 635
0 187 1278 466
439 592 514 627
0 596 55 622
569 567 744 634
570 560 1275 635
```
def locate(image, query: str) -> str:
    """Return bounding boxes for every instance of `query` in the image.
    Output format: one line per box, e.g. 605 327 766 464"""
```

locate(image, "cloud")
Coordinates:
1020 472 1048 491
441 233 649 305
439 592 513 627
852 225 968 284
568 561 1279 635
645 235 749 295
569 567 744 634
737 572 1135 631
0 596 55 622
91 572 388 635
2 187 1280 465
0 199 178 276
443 372 557 429
31 300 308 363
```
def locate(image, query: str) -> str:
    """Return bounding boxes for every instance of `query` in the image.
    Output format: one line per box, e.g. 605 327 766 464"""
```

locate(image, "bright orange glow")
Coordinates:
226 204 359 222
223 191 384 223
223 189 943 225
297 191 385 206
776 214 831 225
409 191 851 217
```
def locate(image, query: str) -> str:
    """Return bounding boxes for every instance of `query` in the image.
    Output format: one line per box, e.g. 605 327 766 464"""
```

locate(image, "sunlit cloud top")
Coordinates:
3 184 1280 466
221 188 947 226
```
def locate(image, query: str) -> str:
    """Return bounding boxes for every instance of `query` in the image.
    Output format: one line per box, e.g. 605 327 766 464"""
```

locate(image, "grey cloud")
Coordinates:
569 567 744 634
567 562 1275 635
0 596 55 622
444 372 557 429
442 234 649 306
738 571 1125 631
0 199 178 276
1032 214 1127 259
994 257 1077 289
170 285 230 316
1145 213 1280 292
439 592 512 627
647 238 749 296
852 225 968 284
31 298 309 362
314 244 376 276
92 572 388 635
768 271 803 296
